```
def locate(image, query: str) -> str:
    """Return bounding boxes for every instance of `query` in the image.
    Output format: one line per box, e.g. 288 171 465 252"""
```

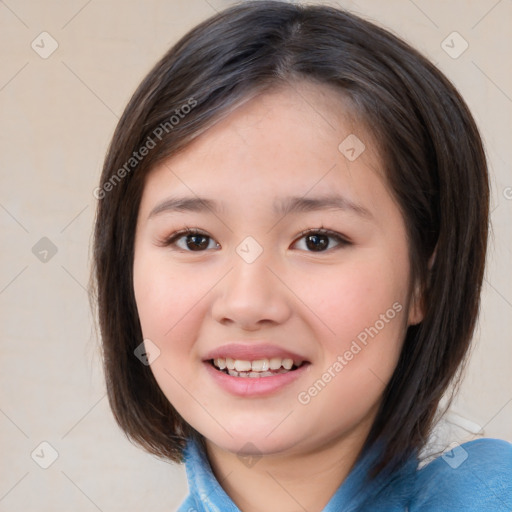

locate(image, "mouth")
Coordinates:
209 357 307 378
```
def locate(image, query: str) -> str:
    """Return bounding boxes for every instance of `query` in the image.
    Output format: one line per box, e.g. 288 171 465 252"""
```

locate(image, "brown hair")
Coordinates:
92 0 489 478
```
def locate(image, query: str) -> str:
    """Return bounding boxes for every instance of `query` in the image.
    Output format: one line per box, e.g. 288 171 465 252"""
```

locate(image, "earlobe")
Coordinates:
408 245 437 326
407 283 425 326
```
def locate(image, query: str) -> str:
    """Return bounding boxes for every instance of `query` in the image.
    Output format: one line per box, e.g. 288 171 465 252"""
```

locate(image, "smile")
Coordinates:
211 357 305 378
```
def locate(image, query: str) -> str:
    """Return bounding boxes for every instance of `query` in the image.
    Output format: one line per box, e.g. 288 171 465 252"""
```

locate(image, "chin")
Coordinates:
199 419 301 456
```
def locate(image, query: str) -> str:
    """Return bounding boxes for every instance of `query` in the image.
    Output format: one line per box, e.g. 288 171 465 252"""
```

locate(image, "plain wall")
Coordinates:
1 0 511 510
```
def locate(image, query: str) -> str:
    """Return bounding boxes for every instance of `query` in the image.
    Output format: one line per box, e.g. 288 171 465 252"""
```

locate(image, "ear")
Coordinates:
407 245 437 326
407 281 425 326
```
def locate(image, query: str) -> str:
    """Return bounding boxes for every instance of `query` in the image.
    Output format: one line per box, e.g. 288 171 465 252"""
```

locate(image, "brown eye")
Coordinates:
184 233 211 251
293 229 350 252
161 229 220 252
305 233 330 252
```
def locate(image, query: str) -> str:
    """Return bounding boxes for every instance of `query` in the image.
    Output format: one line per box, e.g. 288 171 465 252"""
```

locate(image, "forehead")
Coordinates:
139 82 388 218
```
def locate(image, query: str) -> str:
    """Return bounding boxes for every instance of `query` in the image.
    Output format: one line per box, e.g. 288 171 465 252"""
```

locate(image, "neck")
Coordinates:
204 421 374 512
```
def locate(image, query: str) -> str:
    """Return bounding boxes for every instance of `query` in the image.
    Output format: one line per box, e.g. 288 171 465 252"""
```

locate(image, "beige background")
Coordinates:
0 0 511 510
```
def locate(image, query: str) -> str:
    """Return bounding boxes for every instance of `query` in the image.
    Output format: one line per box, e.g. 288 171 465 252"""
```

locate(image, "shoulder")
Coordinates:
411 438 512 511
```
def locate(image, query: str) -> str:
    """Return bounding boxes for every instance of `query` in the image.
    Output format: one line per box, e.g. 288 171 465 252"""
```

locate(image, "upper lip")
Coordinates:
204 343 309 363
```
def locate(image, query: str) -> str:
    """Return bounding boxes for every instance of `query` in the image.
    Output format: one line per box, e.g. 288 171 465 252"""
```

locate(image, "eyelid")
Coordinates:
157 226 351 251
157 227 219 249
292 227 351 250
294 227 351 243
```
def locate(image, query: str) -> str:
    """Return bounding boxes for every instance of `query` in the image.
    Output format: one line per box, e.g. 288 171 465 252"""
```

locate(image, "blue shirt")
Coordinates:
177 437 512 511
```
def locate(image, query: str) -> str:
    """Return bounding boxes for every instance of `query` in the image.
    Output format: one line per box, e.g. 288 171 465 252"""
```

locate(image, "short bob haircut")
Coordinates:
92 1 489 478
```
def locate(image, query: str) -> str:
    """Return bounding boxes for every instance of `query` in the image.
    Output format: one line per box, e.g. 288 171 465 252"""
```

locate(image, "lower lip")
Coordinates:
204 362 310 397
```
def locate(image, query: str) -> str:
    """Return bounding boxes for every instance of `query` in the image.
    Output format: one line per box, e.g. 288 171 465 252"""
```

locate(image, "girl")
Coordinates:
93 2 512 510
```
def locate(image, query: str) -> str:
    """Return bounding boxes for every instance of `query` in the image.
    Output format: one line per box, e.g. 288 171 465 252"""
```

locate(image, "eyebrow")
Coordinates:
148 194 373 219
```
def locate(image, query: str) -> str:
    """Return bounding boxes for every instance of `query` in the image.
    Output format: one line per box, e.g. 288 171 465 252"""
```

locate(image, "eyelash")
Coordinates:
158 226 351 253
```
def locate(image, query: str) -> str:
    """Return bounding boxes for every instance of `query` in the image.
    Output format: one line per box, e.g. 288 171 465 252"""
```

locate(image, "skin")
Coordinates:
133 81 424 512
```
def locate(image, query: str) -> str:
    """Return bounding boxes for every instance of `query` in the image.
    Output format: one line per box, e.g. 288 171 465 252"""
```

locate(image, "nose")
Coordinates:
211 250 292 331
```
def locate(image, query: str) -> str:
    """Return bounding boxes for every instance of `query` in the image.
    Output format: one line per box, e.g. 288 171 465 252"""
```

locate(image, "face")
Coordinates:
133 82 423 460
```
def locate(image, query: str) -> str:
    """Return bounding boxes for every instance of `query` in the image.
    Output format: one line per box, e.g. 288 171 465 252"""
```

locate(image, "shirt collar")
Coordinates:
182 436 418 512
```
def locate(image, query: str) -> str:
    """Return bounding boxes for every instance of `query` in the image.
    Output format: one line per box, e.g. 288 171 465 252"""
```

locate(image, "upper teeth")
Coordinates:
214 357 296 372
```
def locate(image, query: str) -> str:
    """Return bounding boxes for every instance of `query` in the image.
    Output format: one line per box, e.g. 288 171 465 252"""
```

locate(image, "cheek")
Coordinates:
293 264 408 435
134 255 201 340
304 255 408 340
297 253 409 399
132 255 211 406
